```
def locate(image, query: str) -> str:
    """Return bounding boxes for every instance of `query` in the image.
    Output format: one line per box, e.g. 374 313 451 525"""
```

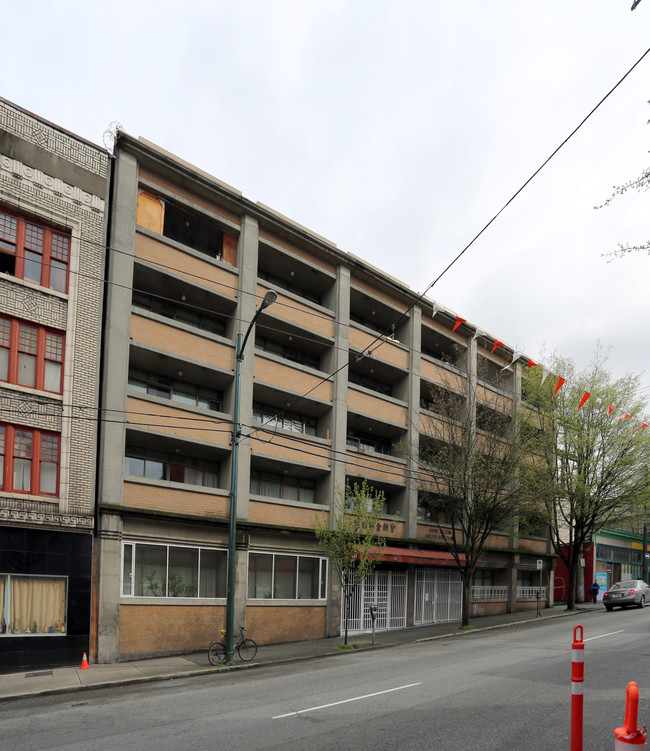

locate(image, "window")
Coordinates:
0 575 67 635
346 430 391 455
253 402 316 436
128 369 222 412
255 336 320 370
258 268 321 305
348 370 392 397
250 470 316 503
122 543 227 598
0 425 60 496
0 316 64 393
132 291 226 336
0 209 70 292
124 451 219 488
247 553 327 600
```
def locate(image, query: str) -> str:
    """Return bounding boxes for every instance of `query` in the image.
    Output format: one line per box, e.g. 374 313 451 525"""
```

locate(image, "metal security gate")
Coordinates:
341 571 407 633
414 568 462 625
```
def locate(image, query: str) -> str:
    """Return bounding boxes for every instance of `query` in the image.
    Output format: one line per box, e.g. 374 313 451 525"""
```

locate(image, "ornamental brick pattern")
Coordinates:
0 99 109 531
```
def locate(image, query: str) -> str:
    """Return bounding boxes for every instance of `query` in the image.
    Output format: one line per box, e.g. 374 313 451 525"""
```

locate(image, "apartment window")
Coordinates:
0 424 60 496
258 268 321 305
0 316 64 393
252 402 316 436
128 370 222 412
132 291 226 336
0 209 70 292
124 452 219 488
0 575 67 635
247 553 327 600
346 430 391 455
250 470 316 503
256 336 320 370
348 370 392 397
122 542 227 598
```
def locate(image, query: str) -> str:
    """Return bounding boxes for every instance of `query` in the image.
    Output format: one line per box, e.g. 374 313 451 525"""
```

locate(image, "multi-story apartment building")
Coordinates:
0 99 109 672
96 131 554 662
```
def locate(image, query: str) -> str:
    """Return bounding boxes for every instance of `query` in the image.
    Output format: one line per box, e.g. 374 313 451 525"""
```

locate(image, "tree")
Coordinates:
417 368 537 627
524 348 650 609
597 105 649 259
313 480 389 644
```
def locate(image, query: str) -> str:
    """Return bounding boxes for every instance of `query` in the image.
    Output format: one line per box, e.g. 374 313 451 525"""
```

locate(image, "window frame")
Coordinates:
0 573 68 636
0 208 70 293
0 424 60 497
121 541 228 599
124 450 220 489
0 315 64 394
247 552 328 600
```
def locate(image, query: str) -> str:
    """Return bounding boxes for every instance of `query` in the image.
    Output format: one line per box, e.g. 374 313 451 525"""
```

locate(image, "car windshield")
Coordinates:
611 581 636 590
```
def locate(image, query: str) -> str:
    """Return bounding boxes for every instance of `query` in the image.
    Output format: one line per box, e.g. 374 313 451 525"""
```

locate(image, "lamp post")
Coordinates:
225 288 277 664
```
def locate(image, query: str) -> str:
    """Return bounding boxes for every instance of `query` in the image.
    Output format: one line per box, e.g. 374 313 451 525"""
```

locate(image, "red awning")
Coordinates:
379 547 463 567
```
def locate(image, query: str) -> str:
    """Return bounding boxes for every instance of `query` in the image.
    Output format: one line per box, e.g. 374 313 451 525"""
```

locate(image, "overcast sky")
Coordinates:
2 1 649 407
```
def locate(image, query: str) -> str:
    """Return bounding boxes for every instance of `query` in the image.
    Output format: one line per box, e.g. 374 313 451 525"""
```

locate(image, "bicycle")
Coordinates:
208 626 257 665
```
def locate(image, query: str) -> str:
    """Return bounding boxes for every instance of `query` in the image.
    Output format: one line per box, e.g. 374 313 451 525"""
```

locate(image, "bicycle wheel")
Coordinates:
237 638 257 661
208 641 226 666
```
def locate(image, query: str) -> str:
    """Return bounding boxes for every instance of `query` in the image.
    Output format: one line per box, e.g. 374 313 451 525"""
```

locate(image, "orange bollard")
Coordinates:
571 625 584 751
614 682 646 748
80 652 89 670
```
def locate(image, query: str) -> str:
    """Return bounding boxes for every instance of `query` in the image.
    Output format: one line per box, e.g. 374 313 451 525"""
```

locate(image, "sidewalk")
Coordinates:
0 604 598 703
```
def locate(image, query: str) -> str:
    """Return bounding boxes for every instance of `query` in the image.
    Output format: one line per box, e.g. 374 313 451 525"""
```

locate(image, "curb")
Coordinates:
0 608 596 703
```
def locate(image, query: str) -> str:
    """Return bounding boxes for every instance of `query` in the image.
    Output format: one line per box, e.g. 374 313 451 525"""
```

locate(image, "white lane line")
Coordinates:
272 682 422 719
584 630 625 642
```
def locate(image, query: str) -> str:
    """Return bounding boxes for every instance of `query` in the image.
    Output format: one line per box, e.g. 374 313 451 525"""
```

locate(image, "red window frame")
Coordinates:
0 316 64 393
0 424 60 497
0 208 71 293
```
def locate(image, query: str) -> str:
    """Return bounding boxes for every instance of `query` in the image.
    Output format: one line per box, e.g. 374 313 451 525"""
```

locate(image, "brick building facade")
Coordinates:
96 132 554 662
0 99 109 672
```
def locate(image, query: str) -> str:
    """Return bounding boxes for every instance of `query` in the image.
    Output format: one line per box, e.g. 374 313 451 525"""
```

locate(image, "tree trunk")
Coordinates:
566 562 577 610
462 577 471 627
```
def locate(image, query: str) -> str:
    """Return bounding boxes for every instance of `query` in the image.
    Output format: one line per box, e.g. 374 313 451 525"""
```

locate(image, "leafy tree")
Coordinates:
417 368 538 627
314 480 389 644
524 348 650 609
597 105 649 259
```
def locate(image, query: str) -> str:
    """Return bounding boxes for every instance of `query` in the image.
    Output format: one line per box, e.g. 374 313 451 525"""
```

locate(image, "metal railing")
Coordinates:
471 586 508 600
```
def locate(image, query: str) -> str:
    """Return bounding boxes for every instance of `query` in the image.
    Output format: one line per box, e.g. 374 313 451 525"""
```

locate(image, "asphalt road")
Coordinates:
2 609 649 750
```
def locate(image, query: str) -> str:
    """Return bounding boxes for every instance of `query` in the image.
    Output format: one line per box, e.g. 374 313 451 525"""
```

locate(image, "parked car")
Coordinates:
602 580 650 611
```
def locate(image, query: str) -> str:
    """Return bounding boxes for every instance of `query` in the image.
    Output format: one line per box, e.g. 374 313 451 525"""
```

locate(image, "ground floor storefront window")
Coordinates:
0 574 67 635
122 542 227 598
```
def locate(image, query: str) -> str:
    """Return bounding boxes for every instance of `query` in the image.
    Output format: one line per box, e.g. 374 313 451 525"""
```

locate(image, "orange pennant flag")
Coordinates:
453 316 466 333
607 405 613 416
578 392 591 410
491 339 505 354
617 414 632 419
552 377 566 398
634 424 649 434
527 359 538 369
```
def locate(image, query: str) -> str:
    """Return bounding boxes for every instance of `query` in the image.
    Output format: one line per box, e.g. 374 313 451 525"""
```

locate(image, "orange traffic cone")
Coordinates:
80 652 89 670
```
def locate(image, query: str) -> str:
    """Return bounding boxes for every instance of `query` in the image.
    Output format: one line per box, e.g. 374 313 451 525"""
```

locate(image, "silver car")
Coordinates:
603 579 650 611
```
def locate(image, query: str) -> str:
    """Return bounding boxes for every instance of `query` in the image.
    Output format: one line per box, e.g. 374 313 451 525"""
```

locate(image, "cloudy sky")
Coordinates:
2 1 649 402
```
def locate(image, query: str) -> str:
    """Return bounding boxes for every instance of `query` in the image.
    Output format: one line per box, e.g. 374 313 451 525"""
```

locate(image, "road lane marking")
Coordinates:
272 682 422 719
584 630 625 642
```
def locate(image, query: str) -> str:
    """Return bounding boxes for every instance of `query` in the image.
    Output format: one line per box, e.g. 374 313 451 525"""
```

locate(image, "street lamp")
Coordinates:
225 288 277 664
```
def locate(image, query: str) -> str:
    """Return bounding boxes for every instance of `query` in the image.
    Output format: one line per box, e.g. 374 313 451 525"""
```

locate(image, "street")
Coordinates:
2 609 649 750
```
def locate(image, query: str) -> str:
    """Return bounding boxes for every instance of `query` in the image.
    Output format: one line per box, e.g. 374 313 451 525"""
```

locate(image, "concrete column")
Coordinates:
96 148 138 663
96 513 123 663
229 214 259 521
404 306 422 540
325 264 351 637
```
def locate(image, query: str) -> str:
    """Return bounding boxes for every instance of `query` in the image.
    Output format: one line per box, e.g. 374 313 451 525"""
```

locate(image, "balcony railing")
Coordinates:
471 586 548 601
471 586 508 600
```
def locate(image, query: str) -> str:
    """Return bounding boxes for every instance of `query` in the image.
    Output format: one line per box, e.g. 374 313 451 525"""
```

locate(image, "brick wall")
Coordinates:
247 604 327 644
119 603 226 656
